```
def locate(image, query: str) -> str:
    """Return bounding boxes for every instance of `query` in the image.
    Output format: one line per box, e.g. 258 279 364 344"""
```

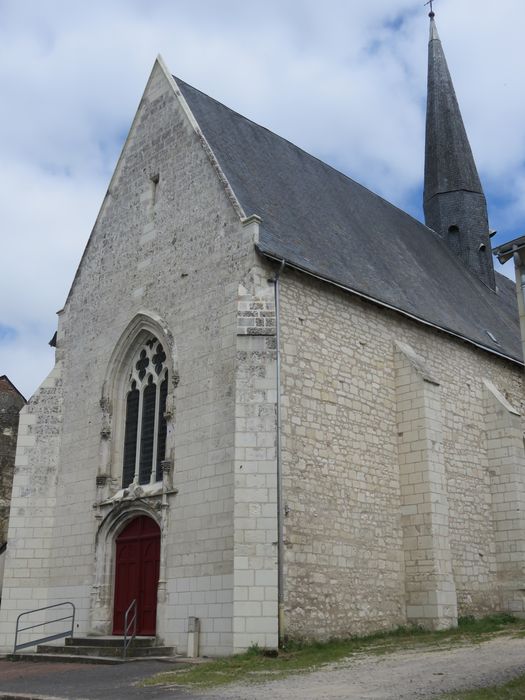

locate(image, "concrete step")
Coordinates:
37 644 176 658
8 652 124 665
65 636 157 647
8 635 179 664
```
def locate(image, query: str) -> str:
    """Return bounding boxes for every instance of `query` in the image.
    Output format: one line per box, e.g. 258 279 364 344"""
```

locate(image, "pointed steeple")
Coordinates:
424 14 495 289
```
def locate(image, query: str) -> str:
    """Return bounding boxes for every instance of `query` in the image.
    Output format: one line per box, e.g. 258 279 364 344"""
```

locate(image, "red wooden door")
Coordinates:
113 516 160 635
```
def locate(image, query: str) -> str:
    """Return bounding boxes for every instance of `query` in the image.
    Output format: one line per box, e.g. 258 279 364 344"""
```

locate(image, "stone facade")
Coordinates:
0 377 25 547
1 54 524 657
279 269 524 639
0 61 277 655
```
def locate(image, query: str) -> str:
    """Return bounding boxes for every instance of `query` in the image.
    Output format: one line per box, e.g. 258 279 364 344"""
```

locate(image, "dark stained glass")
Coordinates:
153 344 166 375
139 380 156 485
136 350 149 380
155 376 168 482
122 387 139 487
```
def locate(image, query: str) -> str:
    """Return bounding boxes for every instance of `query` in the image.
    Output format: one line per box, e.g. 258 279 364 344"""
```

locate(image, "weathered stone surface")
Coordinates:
279 269 524 639
0 61 270 656
395 342 457 630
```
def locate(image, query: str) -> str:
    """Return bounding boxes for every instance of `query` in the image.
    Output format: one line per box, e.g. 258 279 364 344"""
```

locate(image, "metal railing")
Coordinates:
123 599 137 659
14 602 75 654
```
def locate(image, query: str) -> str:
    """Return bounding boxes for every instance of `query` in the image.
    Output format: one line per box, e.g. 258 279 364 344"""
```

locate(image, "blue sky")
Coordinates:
1 0 524 398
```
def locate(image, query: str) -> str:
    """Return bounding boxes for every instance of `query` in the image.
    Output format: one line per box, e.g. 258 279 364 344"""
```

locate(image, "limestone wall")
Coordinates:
0 364 63 647
233 264 279 652
279 268 524 639
0 62 270 655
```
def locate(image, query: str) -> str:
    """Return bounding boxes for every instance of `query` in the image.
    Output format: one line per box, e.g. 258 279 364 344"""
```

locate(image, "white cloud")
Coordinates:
1 0 524 396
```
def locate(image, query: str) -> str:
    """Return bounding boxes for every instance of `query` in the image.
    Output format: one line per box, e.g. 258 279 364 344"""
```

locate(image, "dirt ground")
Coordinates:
206 635 525 699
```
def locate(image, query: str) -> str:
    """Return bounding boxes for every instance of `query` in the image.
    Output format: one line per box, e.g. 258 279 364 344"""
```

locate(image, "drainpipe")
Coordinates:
512 246 525 367
493 238 525 367
270 259 286 645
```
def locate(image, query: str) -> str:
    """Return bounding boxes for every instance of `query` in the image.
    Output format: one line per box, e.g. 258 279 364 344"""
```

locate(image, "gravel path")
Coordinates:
0 636 524 699
205 635 525 699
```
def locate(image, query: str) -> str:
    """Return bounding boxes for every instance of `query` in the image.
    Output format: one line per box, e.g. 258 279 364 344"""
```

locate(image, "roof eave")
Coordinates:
256 246 523 368
493 236 525 264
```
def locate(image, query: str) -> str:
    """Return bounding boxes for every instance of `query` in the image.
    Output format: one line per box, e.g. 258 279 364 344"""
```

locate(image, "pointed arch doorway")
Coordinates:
113 515 160 636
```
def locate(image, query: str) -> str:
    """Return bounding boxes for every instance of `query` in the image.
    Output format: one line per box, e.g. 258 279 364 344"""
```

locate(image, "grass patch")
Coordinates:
142 614 525 690
441 672 525 699
455 614 518 635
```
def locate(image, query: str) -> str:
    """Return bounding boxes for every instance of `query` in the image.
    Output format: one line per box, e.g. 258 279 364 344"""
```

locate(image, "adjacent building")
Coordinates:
0 376 26 595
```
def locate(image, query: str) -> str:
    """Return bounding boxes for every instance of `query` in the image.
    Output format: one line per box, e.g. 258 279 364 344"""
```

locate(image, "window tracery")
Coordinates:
122 336 168 487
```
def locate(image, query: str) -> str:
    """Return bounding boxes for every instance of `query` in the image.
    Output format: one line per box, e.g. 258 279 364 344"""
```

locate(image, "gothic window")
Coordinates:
122 336 168 487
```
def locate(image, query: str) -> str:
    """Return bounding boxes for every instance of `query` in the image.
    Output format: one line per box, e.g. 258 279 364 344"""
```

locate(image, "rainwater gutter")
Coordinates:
512 245 525 367
493 237 525 368
512 244 525 306
259 248 523 368
269 259 286 645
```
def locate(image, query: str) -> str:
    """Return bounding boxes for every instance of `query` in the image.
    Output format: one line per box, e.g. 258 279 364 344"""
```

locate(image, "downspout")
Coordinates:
270 259 286 645
513 245 525 367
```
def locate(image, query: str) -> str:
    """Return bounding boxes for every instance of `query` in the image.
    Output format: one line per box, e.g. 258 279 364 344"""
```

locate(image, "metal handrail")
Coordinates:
123 599 137 659
14 602 75 653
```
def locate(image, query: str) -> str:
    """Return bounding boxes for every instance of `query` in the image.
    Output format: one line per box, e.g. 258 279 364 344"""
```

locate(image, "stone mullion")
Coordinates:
150 379 161 483
134 385 144 485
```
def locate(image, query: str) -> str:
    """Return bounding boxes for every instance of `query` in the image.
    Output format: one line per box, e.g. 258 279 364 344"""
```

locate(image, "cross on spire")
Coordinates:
425 0 435 18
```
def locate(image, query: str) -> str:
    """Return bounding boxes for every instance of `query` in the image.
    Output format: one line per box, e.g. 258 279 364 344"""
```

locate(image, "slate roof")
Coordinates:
176 78 522 364
0 376 26 404
424 18 483 203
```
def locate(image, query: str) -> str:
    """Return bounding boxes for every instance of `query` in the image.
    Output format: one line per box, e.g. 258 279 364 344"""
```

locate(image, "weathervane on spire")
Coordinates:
424 0 435 18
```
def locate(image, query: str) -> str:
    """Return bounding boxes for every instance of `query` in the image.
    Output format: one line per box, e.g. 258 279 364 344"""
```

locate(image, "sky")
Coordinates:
1 0 525 399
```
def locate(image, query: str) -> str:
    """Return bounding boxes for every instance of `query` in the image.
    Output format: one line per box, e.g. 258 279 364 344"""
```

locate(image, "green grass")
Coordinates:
441 673 525 699
142 613 525 690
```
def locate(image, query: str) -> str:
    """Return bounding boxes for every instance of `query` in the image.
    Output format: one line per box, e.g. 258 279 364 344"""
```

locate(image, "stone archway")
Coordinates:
113 515 160 635
89 503 163 637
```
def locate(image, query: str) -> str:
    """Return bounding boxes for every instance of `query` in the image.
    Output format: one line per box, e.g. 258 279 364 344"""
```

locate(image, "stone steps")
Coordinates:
9 652 124 665
38 643 175 658
65 636 157 647
10 635 179 664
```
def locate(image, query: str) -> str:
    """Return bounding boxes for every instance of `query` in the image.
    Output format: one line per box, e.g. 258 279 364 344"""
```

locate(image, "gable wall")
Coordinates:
280 268 524 639
0 64 257 655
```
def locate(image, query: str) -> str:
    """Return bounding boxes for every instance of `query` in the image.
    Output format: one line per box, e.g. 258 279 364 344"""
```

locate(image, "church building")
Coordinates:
1 13 524 656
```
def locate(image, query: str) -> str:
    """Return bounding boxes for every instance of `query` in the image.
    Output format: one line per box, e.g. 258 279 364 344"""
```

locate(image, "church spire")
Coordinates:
423 13 495 289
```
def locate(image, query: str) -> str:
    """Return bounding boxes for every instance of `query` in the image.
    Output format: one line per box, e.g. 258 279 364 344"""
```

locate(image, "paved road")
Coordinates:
0 659 197 700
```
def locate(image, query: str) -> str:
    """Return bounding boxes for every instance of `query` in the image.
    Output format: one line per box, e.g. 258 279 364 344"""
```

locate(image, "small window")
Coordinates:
122 336 168 487
150 173 159 206
448 225 459 234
